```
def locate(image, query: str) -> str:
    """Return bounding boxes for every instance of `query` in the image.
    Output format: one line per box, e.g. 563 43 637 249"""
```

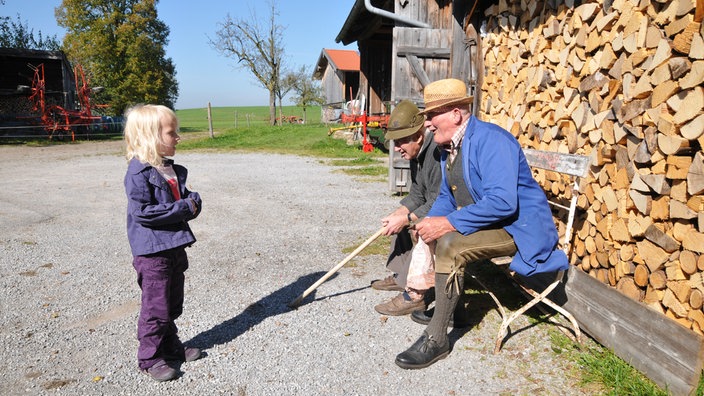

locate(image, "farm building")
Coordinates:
0 47 118 140
336 0 704 394
313 48 361 106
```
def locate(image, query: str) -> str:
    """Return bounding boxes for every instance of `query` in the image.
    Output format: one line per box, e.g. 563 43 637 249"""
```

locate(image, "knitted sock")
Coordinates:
426 272 464 342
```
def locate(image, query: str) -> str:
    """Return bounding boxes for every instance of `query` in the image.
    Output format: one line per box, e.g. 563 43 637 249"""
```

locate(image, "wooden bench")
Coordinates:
470 148 591 353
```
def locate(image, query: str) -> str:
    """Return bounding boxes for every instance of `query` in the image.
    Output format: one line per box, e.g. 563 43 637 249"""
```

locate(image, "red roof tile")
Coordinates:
324 49 360 71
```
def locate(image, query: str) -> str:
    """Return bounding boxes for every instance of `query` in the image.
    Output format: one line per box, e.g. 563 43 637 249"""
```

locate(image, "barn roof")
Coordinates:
312 48 360 79
335 0 393 45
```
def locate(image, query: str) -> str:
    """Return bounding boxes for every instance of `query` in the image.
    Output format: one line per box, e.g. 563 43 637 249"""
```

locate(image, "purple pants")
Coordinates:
132 247 189 369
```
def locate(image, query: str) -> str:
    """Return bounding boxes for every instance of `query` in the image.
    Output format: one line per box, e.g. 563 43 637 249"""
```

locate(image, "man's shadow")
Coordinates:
186 271 363 350
444 261 570 350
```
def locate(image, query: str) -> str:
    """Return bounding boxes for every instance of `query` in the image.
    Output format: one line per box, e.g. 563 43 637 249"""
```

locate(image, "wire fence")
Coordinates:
0 118 124 141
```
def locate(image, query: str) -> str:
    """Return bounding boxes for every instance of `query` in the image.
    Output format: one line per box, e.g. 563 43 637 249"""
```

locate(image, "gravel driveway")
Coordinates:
0 141 593 395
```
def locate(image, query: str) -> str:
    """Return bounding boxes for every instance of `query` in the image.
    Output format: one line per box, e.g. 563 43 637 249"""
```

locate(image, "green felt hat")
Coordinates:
385 100 426 141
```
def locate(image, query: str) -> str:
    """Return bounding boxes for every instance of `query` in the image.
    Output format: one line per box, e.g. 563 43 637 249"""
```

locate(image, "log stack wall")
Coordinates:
480 0 704 334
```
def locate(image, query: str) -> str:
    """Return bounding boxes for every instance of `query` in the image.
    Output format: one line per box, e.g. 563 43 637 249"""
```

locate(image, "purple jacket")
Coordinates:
124 158 202 256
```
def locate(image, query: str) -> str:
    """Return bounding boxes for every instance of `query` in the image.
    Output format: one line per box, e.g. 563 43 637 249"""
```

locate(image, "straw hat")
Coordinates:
385 100 426 140
420 78 473 114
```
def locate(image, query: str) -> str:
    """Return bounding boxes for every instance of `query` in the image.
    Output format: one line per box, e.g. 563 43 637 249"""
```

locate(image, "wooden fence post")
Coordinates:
207 102 214 138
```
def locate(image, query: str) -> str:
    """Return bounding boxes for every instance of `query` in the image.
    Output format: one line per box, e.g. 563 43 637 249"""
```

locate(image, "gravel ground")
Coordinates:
0 141 595 395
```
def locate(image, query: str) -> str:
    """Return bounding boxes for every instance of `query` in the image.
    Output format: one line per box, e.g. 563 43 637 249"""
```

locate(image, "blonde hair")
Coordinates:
124 104 179 166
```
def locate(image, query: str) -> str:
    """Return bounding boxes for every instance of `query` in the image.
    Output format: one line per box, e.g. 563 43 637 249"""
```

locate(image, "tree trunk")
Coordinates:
277 96 283 126
269 91 276 125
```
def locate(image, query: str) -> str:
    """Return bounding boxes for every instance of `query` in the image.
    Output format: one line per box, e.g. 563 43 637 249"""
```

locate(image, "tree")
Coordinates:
56 0 178 116
209 0 285 125
0 14 61 50
275 67 296 125
288 66 324 124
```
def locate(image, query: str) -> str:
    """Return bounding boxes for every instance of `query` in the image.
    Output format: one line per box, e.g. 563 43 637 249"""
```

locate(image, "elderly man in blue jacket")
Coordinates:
395 78 569 369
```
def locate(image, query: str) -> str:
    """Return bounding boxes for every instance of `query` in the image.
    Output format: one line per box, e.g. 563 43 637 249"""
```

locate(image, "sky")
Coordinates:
1 0 357 109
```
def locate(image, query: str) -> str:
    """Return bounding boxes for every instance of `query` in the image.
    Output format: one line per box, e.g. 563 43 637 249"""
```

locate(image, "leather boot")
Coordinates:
395 331 450 369
410 291 471 328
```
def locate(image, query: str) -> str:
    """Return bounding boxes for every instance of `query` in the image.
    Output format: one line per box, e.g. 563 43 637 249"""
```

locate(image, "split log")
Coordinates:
651 269 669 289
668 280 692 303
662 288 689 318
687 152 704 195
634 264 650 287
680 250 699 275
628 213 653 238
690 289 704 310
682 229 704 253
667 155 693 179
680 60 704 89
680 113 704 140
629 189 652 215
669 87 704 125
637 239 671 272
640 173 672 194
645 224 681 253
657 134 689 155
670 199 699 220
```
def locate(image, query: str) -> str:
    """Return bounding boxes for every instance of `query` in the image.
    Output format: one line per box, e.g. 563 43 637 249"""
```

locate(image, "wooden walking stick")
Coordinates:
288 227 385 308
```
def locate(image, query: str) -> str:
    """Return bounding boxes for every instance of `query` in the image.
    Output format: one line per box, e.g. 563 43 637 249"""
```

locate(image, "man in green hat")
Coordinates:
372 100 442 316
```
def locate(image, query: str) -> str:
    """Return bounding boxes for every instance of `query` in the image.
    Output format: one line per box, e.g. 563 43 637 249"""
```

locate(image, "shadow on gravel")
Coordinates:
186 271 329 350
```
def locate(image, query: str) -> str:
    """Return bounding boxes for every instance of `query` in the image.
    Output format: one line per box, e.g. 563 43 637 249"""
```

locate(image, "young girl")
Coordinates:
123 104 203 381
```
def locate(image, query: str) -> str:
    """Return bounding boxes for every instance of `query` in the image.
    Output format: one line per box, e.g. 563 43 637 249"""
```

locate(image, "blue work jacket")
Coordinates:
124 158 201 256
428 115 568 276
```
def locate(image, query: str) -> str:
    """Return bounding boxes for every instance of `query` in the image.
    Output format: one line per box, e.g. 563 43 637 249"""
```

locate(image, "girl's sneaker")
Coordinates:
163 346 202 363
143 360 178 382
183 347 202 362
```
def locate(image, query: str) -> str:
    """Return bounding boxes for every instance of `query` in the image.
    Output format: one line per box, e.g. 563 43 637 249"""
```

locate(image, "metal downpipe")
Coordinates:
363 0 431 28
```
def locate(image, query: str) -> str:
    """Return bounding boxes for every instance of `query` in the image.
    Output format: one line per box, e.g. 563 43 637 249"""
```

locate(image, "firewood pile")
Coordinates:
479 0 704 334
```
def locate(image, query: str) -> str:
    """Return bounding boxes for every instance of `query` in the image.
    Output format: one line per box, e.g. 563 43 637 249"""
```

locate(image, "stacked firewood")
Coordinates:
479 0 704 334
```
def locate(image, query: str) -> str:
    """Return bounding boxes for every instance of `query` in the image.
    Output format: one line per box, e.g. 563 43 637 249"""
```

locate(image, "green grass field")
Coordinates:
176 105 322 133
175 106 388 161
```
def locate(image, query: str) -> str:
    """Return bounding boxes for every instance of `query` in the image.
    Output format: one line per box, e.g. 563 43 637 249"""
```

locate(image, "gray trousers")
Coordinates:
385 229 413 289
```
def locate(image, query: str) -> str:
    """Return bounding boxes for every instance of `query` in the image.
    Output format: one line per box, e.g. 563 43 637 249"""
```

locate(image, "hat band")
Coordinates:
424 97 472 109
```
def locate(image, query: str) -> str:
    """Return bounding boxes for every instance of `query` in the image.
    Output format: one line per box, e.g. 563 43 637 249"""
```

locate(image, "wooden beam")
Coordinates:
404 54 431 87
564 267 704 396
396 46 451 58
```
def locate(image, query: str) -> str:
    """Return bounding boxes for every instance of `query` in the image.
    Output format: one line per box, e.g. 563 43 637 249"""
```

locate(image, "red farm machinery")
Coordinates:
26 63 105 140
327 96 390 153
0 48 121 140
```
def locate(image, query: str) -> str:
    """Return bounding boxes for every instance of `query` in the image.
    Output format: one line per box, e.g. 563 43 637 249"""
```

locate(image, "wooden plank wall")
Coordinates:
392 27 451 102
390 0 456 102
322 66 345 105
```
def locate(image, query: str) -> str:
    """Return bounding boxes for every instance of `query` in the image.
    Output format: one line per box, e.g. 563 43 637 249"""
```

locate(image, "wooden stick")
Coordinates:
288 227 385 308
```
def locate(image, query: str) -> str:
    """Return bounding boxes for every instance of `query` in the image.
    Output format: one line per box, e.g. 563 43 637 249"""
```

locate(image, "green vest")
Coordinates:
445 149 475 208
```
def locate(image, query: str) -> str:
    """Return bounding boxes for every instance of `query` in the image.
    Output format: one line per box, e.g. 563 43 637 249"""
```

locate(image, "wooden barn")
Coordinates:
336 0 704 394
335 0 484 114
313 48 361 107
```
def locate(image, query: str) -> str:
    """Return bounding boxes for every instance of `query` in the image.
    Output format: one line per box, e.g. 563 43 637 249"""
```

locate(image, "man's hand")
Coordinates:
414 216 455 243
381 207 411 236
